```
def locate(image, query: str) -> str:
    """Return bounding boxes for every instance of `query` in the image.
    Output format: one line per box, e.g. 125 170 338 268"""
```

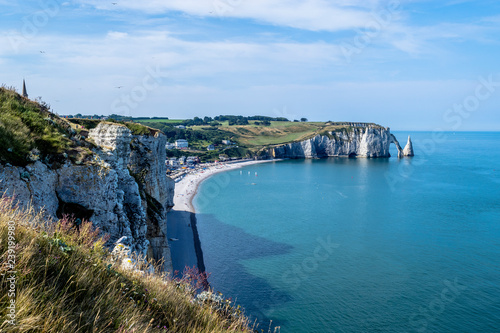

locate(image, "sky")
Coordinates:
1 0 500 130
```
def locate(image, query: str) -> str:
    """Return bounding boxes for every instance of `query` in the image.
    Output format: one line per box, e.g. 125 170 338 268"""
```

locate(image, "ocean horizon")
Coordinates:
193 131 500 332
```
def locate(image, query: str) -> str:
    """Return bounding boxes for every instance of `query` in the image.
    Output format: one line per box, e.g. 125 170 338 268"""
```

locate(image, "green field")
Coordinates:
221 122 323 147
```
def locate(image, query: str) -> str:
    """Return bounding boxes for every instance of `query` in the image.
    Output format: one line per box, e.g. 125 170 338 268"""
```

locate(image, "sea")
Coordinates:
192 132 500 333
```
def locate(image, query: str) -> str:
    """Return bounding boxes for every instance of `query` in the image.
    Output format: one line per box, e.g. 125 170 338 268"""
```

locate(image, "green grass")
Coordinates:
216 121 230 127
222 123 324 147
0 197 257 333
68 118 101 131
246 130 316 146
71 119 155 136
267 121 307 128
0 87 73 166
124 122 156 136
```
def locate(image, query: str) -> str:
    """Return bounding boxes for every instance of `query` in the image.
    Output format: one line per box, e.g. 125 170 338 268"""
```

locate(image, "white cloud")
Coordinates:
0 29 348 112
79 0 387 32
107 31 129 39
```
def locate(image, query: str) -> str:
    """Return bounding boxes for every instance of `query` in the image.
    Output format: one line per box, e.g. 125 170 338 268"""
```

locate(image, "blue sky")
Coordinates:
1 0 500 130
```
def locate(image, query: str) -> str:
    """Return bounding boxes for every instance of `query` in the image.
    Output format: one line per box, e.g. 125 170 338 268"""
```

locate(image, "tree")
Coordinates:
300 118 308 122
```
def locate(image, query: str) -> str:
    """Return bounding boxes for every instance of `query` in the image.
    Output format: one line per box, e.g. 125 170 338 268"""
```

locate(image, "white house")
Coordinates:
167 158 179 167
174 125 186 129
222 140 233 145
165 143 175 150
207 144 215 151
175 139 188 149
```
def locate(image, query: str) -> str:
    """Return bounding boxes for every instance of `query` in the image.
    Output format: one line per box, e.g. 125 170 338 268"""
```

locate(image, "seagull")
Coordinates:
40 51 45 53
112 2 117 4
115 86 124 89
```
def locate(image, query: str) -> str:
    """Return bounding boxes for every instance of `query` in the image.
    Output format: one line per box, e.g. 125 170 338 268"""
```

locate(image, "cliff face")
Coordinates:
271 126 394 159
128 130 175 273
0 123 174 272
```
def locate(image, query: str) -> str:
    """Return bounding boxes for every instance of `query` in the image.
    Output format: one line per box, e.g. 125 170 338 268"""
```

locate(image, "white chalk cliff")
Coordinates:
271 125 399 158
0 123 174 272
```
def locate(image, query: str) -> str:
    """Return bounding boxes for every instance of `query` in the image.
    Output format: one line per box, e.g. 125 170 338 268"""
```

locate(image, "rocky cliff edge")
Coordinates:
0 122 174 272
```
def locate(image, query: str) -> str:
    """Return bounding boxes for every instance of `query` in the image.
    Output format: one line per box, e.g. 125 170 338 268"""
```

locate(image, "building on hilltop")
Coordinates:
22 79 28 98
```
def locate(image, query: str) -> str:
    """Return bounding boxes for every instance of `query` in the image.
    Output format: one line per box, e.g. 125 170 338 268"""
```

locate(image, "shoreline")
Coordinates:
167 159 281 274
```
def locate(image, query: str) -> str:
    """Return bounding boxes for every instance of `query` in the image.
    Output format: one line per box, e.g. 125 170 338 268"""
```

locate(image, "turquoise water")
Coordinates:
193 132 500 333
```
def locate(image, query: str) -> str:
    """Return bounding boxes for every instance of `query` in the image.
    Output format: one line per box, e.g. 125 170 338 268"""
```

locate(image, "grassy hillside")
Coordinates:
0 197 255 333
222 122 322 147
137 117 383 161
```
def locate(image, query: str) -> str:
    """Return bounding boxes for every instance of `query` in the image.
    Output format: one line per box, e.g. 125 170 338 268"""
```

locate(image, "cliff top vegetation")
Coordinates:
134 117 382 147
0 87 156 167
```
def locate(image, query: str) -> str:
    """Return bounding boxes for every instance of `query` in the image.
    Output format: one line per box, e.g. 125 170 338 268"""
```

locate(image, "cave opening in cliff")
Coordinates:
56 196 94 227
349 152 357 158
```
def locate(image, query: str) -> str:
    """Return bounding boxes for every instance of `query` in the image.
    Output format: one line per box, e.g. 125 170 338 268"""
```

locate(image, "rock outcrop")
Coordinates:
271 125 395 159
403 136 414 157
0 123 174 272
390 134 404 158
